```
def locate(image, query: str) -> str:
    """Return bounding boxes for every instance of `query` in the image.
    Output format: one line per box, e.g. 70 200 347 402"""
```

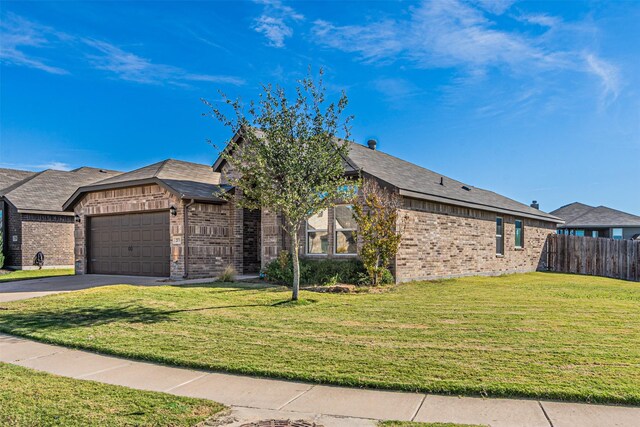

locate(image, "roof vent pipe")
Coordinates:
531 200 540 209
440 177 444 186
367 139 377 150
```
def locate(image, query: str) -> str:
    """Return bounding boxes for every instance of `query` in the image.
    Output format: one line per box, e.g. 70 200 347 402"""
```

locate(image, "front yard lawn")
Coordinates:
0 272 638 404
0 362 224 426
0 268 74 283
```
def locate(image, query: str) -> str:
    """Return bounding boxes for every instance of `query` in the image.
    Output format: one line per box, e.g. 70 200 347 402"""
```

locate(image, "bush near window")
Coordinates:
264 251 366 286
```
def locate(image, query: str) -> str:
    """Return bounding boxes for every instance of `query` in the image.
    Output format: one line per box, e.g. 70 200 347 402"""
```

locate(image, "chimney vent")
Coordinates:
440 177 444 186
530 200 539 209
367 139 377 150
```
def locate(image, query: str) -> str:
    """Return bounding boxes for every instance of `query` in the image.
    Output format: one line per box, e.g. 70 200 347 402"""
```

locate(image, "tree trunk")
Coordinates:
290 227 300 301
291 245 300 301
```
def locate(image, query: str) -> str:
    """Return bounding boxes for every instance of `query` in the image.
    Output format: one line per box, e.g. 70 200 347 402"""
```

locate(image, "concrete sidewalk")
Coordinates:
1 333 638 427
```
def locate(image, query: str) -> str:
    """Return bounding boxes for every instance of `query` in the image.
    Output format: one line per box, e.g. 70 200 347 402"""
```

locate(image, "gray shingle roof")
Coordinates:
3 167 121 214
551 203 640 228
345 142 561 222
213 130 561 222
0 168 37 196
64 159 228 210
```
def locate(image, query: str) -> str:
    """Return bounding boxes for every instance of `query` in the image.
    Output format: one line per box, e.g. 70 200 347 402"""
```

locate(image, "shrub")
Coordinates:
264 252 366 286
217 265 237 282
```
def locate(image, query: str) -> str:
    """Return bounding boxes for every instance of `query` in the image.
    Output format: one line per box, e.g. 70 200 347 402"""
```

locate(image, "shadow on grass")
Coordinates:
0 298 304 333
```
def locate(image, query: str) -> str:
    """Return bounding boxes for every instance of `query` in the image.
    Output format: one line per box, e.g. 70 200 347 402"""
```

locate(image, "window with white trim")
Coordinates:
306 209 329 254
515 219 524 248
496 217 504 255
334 204 357 255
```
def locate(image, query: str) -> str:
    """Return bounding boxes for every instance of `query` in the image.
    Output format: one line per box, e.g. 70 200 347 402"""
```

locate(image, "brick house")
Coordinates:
0 167 120 270
551 202 640 240
63 135 562 281
64 159 258 278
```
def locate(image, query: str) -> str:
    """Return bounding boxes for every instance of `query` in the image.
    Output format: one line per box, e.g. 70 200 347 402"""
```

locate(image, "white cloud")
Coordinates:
473 0 516 15
42 161 72 171
585 53 620 101
84 39 245 86
0 13 69 74
252 0 303 48
311 0 619 100
253 16 293 48
312 20 403 63
0 13 244 87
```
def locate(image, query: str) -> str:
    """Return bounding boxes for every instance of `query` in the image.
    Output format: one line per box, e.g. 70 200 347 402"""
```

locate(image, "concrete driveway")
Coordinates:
0 274 220 303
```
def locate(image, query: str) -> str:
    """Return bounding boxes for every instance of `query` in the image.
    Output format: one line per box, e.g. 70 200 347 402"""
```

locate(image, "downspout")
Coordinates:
183 199 195 279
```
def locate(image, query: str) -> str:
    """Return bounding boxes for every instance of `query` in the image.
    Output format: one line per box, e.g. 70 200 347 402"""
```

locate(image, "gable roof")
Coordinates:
0 168 37 196
551 203 640 228
3 167 121 215
212 130 559 222
63 159 229 210
344 142 560 222
548 202 594 224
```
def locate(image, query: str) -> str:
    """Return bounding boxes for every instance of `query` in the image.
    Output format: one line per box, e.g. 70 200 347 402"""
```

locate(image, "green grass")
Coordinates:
0 268 74 283
0 362 224 426
0 272 638 404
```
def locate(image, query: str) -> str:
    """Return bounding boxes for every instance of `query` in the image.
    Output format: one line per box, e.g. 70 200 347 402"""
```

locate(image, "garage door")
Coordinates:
88 212 170 277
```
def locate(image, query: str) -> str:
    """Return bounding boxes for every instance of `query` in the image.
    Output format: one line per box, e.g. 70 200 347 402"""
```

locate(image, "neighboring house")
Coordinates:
0 167 120 270
65 134 561 281
0 168 37 263
550 202 640 240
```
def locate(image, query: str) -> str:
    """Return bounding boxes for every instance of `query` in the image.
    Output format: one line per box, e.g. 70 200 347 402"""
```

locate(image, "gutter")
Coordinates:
182 199 195 279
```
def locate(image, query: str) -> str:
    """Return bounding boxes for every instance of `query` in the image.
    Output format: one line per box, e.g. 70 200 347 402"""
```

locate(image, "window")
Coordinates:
334 205 357 255
592 230 599 238
306 209 329 254
496 217 504 255
575 229 585 237
612 228 623 240
515 219 524 248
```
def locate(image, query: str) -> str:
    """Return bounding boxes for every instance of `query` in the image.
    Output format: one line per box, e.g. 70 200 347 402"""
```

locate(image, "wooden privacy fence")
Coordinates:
546 233 640 282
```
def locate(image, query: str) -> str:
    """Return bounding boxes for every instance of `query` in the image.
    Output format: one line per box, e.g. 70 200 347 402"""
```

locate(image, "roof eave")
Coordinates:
64 178 232 210
63 178 161 211
17 209 74 217
558 224 640 228
398 189 564 223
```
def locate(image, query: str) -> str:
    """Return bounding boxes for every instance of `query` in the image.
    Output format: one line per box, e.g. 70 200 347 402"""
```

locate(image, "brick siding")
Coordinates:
3 203 74 269
74 184 247 279
185 202 239 278
395 197 556 282
74 184 185 277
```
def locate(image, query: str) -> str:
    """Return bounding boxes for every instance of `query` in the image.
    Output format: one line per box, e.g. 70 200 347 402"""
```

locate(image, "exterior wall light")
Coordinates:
170 206 177 216
75 214 81 223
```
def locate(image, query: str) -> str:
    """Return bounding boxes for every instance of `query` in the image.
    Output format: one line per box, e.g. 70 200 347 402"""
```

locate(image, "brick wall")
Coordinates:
3 203 74 269
261 209 287 268
5 203 22 268
185 202 240 278
395 197 556 282
74 184 244 279
21 214 74 268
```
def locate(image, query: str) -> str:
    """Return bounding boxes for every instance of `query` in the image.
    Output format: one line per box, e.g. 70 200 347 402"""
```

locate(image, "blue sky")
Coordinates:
1 0 638 214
